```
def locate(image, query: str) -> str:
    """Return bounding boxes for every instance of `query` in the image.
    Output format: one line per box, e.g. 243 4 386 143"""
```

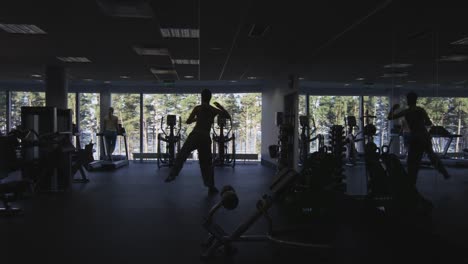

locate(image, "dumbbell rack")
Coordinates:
329 125 346 191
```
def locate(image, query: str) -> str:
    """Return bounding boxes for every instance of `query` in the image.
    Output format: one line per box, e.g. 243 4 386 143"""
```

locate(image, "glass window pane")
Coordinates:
11 91 46 129
79 93 100 159
402 97 468 155
363 96 390 147
0 91 6 134
212 93 262 157
111 93 140 160
143 94 199 156
68 93 76 125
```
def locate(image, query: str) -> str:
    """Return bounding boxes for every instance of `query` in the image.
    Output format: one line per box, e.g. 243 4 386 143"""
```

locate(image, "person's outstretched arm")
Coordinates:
422 108 432 127
186 107 199 124
387 104 405 120
212 102 231 119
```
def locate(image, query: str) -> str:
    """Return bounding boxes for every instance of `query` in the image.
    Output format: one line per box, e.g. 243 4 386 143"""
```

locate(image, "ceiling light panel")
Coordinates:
133 46 170 56
172 59 199 65
57 57 91 63
150 68 177 75
0 24 46 34
383 63 412 68
439 55 468 62
451 37 468 45
381 72 408 78
160 28 199 38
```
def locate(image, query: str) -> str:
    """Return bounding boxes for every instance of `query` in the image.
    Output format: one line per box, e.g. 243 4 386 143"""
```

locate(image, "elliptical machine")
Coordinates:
157 115 182 169
298 115 325 166
212 115 236 168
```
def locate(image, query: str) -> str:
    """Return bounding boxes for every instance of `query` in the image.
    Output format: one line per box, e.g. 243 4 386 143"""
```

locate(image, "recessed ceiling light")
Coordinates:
160 28 199 38
120 75 130 79
172 59 199 65
184 75 194 79
451 37 468 45
439 55 468 62
133 46 170 56
383 63 412 68
344 83 351 86
356 77 365 81
298 77 305 80
31 74 42 78
57 57 91 63
0 23 46 34
247 76 257 80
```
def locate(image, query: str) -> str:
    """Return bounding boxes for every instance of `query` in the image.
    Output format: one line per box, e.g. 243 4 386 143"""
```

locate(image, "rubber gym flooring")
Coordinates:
2 161 468 263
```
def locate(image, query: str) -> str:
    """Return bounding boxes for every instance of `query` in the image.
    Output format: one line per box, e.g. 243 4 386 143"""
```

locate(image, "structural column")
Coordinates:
140 93 144 162
6 90 11 132
45 65 68 109
100 87 111 160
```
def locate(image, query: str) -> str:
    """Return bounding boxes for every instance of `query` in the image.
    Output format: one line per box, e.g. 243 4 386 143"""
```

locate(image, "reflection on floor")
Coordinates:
1 161 467 263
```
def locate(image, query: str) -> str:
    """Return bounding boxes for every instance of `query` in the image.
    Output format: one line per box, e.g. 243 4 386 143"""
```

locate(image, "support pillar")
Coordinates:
45 65 68 109
100 88 111 159
6 90 11 132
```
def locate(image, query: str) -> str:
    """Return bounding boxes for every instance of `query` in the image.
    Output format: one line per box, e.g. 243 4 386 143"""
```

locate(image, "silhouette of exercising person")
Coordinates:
388 92 450 185
165 89 231 195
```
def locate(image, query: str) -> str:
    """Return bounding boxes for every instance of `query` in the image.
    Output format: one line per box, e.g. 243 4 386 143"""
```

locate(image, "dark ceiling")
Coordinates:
0 0 467 86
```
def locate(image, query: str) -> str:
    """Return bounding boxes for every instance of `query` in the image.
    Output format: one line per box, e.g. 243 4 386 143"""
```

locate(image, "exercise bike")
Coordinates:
157 115 182 169
212 114 236 168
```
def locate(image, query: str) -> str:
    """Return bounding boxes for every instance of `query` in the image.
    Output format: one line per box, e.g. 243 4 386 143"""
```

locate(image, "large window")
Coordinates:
68 93 76 125
309 95 360 134
363 96 390 147
410 97 468 153
111 93 141 159
0 91 6 134
212 93 262 155
143 94 199 154
11 91 46 129
79 93 100 159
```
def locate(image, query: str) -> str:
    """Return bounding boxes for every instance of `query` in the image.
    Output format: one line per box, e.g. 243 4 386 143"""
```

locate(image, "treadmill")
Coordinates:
88 125 129 170
421 126 468 168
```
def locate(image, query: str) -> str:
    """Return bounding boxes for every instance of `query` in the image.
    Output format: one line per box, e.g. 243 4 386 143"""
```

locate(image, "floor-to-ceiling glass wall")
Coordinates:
403 96 468 155
68 93 76 125
363 96 390 147
111 93 140 159
308 95 360 151
0 91 6 134
143 93 199 157
11 91 46 129
212 93 262 157
79 93 100 159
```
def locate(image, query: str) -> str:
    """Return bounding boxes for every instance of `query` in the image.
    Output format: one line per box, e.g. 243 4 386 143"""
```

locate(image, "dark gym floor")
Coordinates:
2 161 468 264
